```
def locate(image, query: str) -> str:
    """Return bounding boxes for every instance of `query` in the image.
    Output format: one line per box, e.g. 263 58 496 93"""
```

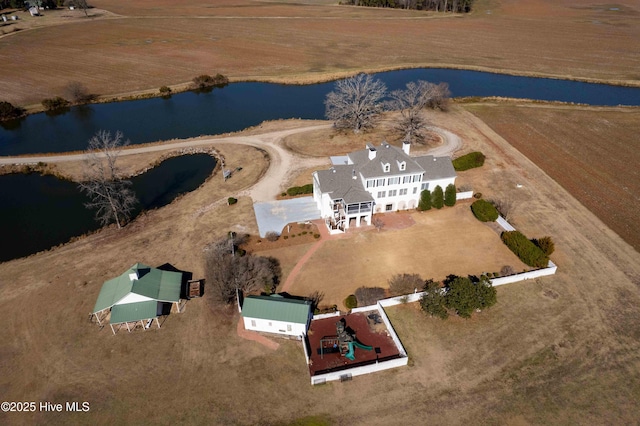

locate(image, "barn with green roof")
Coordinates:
241 294 312 337
92 263 183 334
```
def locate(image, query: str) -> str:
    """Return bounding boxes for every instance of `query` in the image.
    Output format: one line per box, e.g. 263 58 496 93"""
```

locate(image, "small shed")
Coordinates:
92 263 183 334
241 294 312 337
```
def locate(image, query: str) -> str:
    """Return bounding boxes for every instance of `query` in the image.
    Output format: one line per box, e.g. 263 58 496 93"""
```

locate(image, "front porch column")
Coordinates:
356 216 361 227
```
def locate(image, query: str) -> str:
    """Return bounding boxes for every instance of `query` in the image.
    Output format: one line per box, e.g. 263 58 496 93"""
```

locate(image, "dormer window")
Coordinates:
398 161 406 171
382 162 390 173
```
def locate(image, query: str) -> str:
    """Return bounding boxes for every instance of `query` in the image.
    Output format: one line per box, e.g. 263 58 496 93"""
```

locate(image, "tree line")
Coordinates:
342 0 475 13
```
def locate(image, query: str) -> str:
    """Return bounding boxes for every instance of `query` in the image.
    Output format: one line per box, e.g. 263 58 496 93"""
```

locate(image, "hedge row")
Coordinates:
286 183 313 196
501 231 549 268
471 199 498 222
453 151 485 171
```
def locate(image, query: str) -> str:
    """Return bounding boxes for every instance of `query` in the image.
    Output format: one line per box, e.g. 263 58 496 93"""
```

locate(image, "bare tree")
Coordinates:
386 81 434 144
73 0 89 17
205 237 281 304
388 273 424 296
372 216 385 232
64 81 91 104
325 73 387 133
77 131 138 229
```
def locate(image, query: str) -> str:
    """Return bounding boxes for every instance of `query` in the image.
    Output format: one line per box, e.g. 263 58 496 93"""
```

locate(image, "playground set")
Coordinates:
320 318 374 361
305 311 402 378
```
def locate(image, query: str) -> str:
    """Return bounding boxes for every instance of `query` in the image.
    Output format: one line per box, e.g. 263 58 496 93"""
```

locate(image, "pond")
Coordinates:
1 68 639 156
0 154 216 263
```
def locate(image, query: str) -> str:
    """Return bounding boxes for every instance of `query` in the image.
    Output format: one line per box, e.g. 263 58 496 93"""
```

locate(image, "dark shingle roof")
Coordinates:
314 166 374 204
348 142 423 179
414 155 456 180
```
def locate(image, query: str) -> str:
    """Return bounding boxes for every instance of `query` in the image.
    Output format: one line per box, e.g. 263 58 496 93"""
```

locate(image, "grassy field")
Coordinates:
2 106 639 424
277 206 527 308
463 102 640 251
1 0 639 107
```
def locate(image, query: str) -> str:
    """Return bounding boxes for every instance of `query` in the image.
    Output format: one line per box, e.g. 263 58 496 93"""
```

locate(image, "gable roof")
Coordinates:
92 263 182 314
241 295 312 324
348 142 423 178
314 166 374 205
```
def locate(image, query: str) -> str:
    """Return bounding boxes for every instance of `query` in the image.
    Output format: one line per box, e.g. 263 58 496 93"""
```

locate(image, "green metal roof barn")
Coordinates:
92 263 183 334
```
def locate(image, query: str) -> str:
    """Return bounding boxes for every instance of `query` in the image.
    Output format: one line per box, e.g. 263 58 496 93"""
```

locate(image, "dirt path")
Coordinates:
0 121 462 203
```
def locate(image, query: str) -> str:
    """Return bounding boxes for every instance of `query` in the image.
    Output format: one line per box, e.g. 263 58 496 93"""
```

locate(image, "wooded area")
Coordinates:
342 0 474 13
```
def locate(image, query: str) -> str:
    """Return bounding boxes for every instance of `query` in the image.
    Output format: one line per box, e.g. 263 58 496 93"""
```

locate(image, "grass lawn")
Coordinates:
283 205 527 308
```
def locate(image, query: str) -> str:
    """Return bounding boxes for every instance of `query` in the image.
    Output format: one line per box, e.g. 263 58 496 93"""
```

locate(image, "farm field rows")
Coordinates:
1 0 639 106
463 102 640 251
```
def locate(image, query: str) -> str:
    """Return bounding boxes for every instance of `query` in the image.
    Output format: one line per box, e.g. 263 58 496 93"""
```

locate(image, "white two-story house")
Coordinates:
312 141 456 232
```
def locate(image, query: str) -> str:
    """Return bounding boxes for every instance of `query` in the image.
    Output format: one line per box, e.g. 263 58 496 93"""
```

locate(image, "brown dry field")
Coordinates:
1 105 640 424
278 206 528 309
2 0 639 107
463 101 640 251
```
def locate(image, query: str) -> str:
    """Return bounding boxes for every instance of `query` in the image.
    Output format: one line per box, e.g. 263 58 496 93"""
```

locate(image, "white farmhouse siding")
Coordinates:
241 294 313 337
313 141 456 229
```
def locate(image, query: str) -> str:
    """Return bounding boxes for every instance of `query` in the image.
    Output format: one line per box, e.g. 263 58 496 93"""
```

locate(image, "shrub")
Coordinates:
444 184 456 207
0 101 25 120
192 73 229 90
533 236 555 256
432 185 444 209
41 96 69 111
453 151 485 171
388 273 423 296
159 86 172 95
286 183 314 197
420 280 448 319
355 287 386 306
265 231 279 242
443 275 496 318
64 81 91 103
500 265 515 276
417 189 431 211
473 192 482 199
471 199 499 222
283 236 288 240
227 197 238 205
313 233 320 239
344 294 358 309
501 231 549 268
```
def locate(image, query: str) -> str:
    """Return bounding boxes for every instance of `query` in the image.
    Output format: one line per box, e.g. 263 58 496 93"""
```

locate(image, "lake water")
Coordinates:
0 154 216 262
1 68 638 156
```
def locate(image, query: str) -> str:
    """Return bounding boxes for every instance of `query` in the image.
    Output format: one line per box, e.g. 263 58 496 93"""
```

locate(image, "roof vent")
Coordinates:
352 169 357 180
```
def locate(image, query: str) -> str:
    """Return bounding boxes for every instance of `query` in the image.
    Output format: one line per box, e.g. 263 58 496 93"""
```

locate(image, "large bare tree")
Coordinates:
205 236 281 304
324 73 387 133
387 80 451 144
78 131 138 229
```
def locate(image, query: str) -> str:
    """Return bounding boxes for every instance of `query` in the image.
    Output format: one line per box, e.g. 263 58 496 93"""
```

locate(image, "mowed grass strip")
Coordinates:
464 103 640 251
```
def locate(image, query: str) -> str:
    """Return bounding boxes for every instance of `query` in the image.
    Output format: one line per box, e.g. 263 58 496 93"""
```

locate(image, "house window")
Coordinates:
382 163 390 173
287 324 292 332
413 175 421 182
388 189 397 197
366 179 374 188
413 187 418 194
385 204 393 211
421 183 429 190
399 161 406 171
388 177 400 186
399 188 408 196
377 191 386 198
268 322 272 327
376 178 385 187
403 176 411 184
251 320 256 327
